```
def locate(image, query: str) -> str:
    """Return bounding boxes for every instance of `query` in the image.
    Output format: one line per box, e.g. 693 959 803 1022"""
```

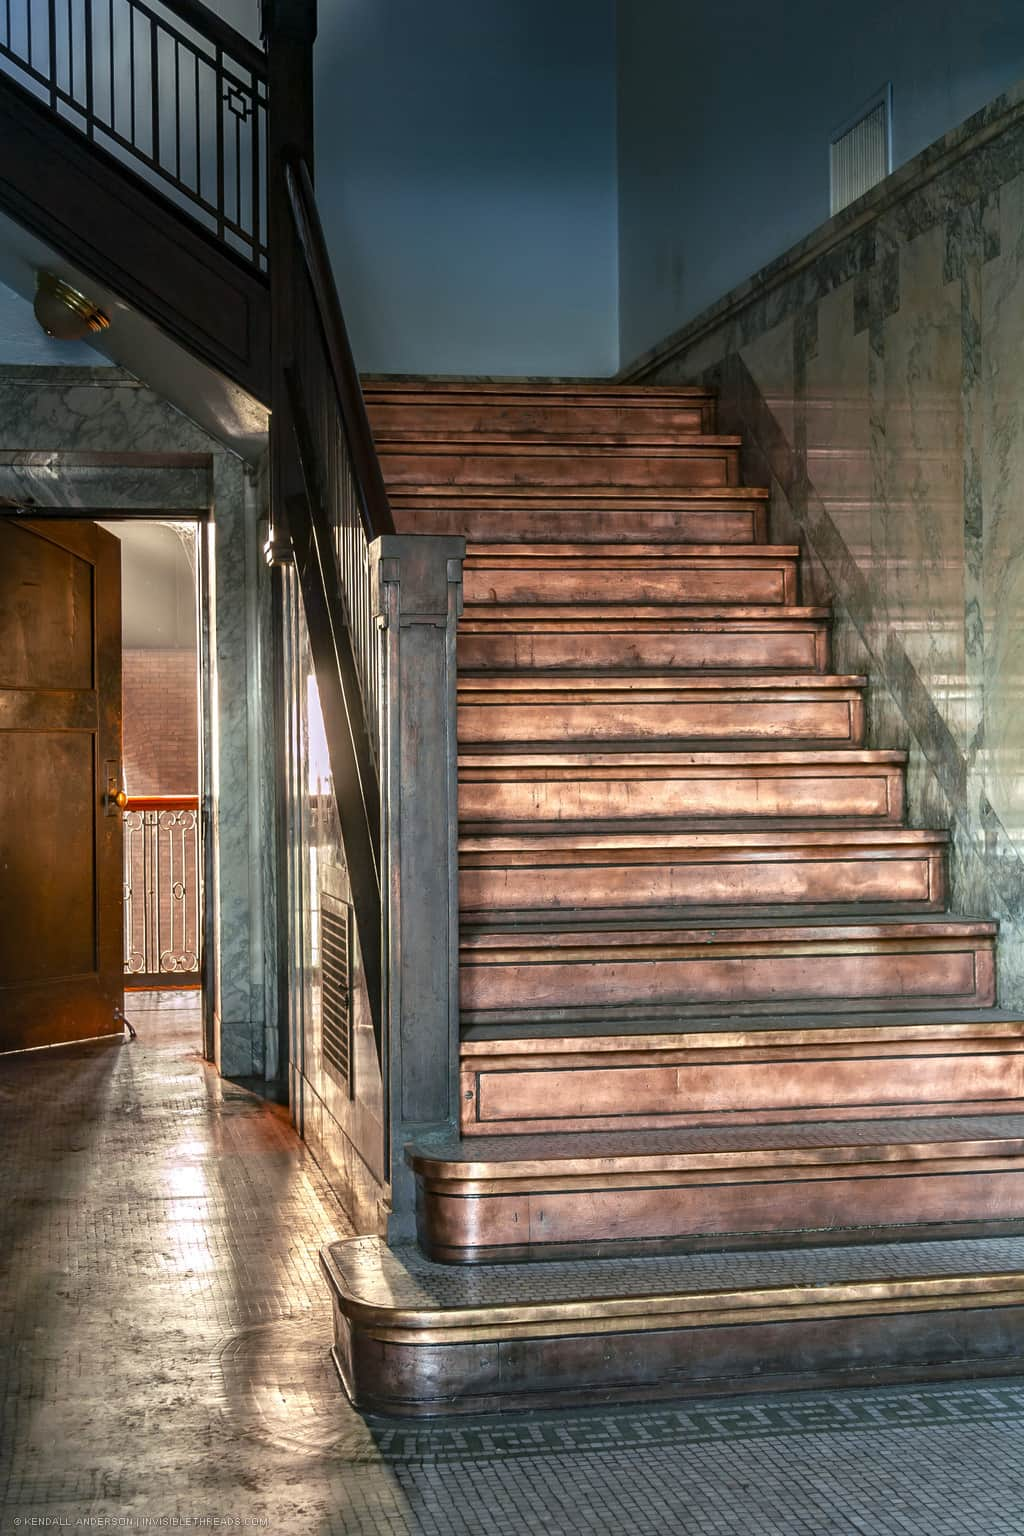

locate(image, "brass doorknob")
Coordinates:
113 789 128 809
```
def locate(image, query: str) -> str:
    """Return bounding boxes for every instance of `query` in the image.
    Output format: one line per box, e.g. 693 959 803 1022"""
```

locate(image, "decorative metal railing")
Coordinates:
123 794 201 986
0 0 267 266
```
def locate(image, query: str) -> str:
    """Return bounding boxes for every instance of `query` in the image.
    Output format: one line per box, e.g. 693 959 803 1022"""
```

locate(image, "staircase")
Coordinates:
321 380 1024 1416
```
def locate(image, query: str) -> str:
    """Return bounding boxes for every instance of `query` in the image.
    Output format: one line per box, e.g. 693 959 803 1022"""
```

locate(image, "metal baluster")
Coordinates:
191 46 198 193
148 9 157 164
214 41 223 240
129 0 137 151
84 0 93 129
173 33 179 178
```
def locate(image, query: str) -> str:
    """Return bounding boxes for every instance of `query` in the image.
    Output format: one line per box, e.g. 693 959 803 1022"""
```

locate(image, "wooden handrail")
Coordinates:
284 152 396 541
123 795 199 812
151 0 267 77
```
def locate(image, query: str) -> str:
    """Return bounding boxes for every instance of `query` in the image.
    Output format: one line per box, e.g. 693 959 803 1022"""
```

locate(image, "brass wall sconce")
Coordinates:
33 270 110 341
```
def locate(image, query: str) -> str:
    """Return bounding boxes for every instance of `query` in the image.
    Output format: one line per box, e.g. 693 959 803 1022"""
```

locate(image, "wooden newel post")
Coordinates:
371 534 466 1240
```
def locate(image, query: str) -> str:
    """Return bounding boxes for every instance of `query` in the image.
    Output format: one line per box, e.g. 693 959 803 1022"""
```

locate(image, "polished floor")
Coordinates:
4 996 1024 1534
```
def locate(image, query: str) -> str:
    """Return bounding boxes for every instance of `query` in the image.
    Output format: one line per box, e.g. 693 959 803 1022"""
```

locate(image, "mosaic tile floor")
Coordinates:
3 994 1024 1535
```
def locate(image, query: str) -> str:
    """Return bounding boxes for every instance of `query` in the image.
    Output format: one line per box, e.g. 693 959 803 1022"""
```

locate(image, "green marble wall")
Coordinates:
628 82 1024 1005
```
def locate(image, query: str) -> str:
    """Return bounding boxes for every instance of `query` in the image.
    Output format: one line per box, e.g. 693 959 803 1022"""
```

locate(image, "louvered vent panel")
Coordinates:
320 891 353 1093
831 90 891 216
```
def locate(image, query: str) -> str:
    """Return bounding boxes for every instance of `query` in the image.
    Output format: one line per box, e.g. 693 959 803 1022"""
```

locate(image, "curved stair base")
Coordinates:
322 1234 1024 1417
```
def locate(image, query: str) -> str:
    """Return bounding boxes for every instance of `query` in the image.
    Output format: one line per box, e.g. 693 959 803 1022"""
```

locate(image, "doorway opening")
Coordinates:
100 519 203 1038
0 511 208 1057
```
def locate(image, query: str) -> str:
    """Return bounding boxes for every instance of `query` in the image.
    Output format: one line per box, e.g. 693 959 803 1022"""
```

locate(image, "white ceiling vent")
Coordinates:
830 85 893 216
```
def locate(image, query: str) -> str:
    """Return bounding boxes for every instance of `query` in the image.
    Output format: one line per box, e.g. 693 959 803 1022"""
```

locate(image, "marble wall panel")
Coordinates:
632 84 1024 1006
880 221 967 755
980 171 1024 854
807 283 872 574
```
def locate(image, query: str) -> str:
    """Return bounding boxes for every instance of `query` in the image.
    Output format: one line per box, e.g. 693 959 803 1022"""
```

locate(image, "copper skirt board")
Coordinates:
322 1233 1024 1415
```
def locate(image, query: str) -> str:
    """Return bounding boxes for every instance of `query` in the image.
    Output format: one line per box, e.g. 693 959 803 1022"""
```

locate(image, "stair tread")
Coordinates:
460 819 920 840
365 381 717 399
382 430 721 447
459 826 949 851
408 1113 1024 1172
458 672 865 692
389 484 770 503
379 434 744 450
465 542 794 558
460 748 906 764
461 1005 1024 1043
461 912 996 943
324 1231 1024 1312
461 604 830 623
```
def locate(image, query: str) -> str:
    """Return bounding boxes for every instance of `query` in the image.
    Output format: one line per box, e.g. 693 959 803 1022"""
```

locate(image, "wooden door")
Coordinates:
0 518 124 1050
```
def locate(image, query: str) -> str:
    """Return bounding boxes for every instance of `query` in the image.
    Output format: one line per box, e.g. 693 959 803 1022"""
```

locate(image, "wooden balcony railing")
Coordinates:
123 794 201 989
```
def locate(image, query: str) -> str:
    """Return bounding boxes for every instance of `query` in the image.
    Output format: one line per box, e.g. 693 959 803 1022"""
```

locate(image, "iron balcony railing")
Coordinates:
123 794 201 987
0 0 267 266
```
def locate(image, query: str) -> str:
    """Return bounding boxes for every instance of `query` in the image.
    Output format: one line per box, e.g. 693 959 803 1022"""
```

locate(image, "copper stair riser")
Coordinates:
394 504 767 545
460 1039 1023 1135
459 940 997 1020
458 756 907 824
414 1161 1024 1263
457 691 866 747
377 441 743 491
458 843 946 915
366 394 717 439
389 485 771 544
462 555 798 607
458 620 830 674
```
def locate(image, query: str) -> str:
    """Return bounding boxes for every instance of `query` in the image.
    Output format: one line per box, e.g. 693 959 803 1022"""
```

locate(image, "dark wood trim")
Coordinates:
0 72 270 404
162 0 267 75
284 155 395 541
